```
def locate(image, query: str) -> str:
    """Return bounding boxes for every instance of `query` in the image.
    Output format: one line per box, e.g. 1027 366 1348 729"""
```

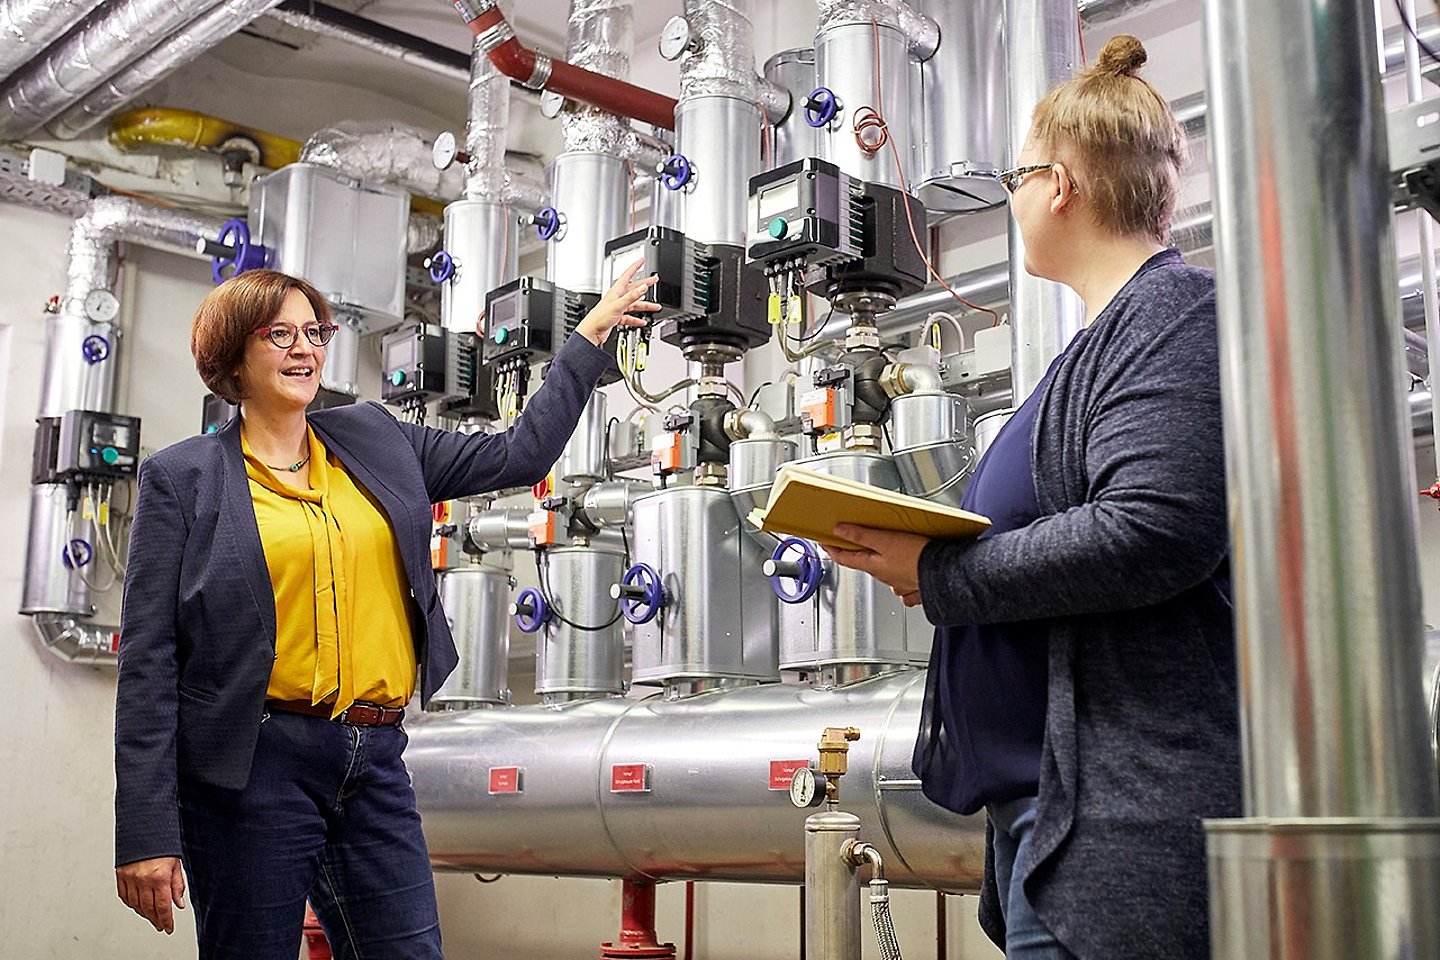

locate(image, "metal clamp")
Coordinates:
511 586 550 633
764 536 824 604
612 562 665 624
803 87 841 128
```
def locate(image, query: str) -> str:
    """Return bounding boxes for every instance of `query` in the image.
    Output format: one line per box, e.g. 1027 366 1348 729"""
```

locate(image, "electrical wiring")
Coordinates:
1396 0 1440 67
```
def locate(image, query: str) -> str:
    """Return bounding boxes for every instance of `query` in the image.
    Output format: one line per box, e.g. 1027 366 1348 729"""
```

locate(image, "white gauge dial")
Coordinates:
539 90 566 119
789 766 822 809
658 16 692 61
432 130 459 170
84 289 119 323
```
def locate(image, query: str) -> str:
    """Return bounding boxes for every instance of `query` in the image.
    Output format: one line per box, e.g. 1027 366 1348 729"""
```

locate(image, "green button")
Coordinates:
101 447 119 465
767 217 789 239
494 326 510 345
389 369 407 386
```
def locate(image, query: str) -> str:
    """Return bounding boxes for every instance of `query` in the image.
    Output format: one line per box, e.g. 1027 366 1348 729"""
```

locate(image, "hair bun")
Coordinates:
1095 34 1147 77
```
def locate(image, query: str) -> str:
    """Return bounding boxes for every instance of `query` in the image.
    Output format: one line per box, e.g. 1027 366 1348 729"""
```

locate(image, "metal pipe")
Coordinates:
408 669 984 889
265 2 470 84
1403 0 1440 476
0 0 109 85
452 0 678 130
31 613 119 665
0 0 229 138
46 0 286 140
805 810 862 960
1203 0 1440 951
1075 0 1161 23
1004 0 1086 404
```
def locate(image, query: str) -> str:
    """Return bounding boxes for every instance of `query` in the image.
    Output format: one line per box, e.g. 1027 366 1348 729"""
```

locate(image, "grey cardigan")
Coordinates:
917 251 1242 960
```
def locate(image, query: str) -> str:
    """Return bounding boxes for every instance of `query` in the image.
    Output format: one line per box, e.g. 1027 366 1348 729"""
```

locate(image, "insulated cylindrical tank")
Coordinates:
772 452 931 672
888 392 973 508
625 485 779 685
546 152 629 295
814 22 914 189
534 545 627 699
440 199 519 333
430 564 514 708
763 48 822 169
674 95 762 247
406 670 984 891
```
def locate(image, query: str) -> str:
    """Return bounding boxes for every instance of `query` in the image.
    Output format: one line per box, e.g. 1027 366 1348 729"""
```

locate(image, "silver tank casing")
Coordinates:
628 485 779 685
777 452 931 671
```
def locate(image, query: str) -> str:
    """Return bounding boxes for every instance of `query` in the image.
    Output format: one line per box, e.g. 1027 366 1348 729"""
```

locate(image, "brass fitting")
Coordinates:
817 726 861 804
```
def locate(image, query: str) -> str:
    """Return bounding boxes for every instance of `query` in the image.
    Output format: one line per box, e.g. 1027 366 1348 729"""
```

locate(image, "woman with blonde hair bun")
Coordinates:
828 35 1240 960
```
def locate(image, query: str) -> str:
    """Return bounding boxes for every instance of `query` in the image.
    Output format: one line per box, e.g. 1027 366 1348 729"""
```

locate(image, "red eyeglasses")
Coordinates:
253 322 338 349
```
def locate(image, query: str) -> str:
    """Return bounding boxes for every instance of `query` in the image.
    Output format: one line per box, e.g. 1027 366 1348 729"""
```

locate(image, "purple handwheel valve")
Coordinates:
512 586 550 633
766 536 825 604
613 562 665 625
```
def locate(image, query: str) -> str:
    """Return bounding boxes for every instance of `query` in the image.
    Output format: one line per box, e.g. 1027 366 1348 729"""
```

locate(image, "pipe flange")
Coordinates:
527 52 554 90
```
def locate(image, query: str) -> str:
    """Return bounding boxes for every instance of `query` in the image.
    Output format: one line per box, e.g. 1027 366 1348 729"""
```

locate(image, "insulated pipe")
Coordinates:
46 0 287 140
450 0 678 131
0 0 229 138
0 0 109 85
31 613 119 665
1402 0 1440 477
406 670 986 890
265 3 470 84
1004 0 1086 404
1203 0 1440 953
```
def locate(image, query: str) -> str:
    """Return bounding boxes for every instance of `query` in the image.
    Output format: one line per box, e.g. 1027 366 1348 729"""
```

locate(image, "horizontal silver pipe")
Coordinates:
0 0 109 85
263 7 471 84
31 613 118 665
407 671 985 891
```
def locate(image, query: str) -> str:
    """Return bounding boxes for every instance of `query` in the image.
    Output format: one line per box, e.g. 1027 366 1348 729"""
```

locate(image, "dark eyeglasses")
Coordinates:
254 322 338 349
996 163 1059 194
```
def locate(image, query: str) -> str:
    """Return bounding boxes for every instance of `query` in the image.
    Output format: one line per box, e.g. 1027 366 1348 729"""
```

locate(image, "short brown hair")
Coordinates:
191 269 331 403
1030 35 1185 244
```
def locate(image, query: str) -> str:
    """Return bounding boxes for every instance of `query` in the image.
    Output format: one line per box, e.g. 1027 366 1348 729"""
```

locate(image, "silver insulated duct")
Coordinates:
1203 0 1440 955
0 0 228 138
407 671 985 890
46 0 287 140
0 0 108 85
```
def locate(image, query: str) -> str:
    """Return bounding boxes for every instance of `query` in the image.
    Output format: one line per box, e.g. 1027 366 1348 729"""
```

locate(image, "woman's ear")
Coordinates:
1050 162 1078 216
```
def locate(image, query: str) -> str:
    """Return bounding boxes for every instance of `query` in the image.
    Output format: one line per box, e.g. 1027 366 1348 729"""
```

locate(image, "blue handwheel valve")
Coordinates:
764 536 825 604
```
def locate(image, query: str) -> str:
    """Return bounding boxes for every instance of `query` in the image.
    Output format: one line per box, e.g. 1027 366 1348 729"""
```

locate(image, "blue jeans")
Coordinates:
177 710 443 960
988 796 1075 960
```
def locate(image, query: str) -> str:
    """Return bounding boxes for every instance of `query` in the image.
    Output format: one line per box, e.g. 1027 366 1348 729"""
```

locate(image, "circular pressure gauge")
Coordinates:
432 131 460 171
83 289 119 323
539 90 566 119
789 766 823 809
658 16 693 62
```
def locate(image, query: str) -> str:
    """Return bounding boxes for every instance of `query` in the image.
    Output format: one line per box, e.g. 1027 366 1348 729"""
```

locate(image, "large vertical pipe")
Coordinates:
1003 0 1085 404
804 810 862 960
1402 0 1440 477
1203 0 1440 955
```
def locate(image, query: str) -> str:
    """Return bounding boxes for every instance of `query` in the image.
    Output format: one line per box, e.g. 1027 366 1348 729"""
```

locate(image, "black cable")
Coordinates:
533 550 623 633
603 415 620 481
746 380 774 409
1396 0 1440 68
785 305 837 345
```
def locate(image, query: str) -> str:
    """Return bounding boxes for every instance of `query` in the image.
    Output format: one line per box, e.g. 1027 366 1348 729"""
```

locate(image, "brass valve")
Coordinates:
817 726 860 805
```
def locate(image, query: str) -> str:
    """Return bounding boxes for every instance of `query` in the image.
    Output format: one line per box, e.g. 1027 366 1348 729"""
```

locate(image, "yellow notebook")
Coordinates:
748 464 991 551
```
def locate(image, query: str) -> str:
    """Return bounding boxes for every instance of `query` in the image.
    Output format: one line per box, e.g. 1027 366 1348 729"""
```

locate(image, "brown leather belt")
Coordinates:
264 699 405 726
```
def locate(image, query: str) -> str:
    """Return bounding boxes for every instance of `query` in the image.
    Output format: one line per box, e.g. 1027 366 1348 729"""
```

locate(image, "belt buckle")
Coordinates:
342 702 382 725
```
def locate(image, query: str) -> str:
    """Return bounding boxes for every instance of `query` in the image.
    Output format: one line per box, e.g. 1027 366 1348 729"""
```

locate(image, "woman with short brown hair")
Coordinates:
830 36 1240 960
114 263 658 958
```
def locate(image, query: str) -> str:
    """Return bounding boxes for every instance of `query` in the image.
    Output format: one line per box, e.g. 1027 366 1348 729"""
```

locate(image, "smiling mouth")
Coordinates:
282 367 315 379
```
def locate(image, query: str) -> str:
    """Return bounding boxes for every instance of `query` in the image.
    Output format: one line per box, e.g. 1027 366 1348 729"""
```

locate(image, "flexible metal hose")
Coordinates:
868 878 904 960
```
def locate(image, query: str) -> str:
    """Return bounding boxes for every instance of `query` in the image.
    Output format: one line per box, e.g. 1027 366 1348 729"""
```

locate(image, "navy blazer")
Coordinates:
115 335 611 866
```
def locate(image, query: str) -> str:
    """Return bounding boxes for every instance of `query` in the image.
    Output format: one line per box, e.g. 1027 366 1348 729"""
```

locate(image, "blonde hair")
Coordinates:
1030 35 1185 244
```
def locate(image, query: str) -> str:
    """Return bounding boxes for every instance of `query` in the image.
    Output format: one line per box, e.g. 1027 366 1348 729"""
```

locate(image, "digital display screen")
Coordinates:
488 294 518 330
91 422 131 449
385 338 411 369
605 242 646 289
758 180 800 223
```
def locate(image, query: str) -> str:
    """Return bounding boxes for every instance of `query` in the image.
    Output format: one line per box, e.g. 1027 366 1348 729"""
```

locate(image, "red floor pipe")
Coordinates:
303 903 333 960
600 878 678 959
450 0 678 130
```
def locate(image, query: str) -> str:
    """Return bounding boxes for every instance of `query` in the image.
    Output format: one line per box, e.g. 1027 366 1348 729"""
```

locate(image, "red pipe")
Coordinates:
452 0 677 131
600 878 677 959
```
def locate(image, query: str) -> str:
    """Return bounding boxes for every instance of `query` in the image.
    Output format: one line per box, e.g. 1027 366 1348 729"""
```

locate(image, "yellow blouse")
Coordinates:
242 426 416 717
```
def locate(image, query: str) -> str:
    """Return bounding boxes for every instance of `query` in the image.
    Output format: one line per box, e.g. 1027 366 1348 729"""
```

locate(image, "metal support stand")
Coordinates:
600 879 677 960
